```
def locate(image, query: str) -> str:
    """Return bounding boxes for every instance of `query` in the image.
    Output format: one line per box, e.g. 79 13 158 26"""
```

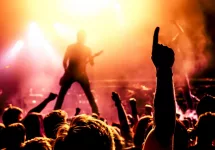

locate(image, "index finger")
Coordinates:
153 27 160 52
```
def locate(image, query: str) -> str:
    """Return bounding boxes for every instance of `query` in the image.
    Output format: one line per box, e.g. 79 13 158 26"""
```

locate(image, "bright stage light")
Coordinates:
8 40 24 58
28 22 46 47
0 40 24 66
32 100 37 104
12 40 24 52
54 23 76 40
62 0 111 16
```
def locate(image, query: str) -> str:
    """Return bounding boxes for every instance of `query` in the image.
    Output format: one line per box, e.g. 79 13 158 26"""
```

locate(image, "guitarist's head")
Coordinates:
77 30 86 45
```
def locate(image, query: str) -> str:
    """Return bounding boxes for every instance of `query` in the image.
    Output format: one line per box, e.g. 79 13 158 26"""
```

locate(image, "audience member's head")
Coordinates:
196 95 215 117
22 137 52 150
43 110 67 139
144 104 153 116
4 123 26 149
92 113 99 119
195 112 215 144
133 116 152 148
2 105 23 126
56 123 69 138
22 112 45 140
110 126 125 150
63 114 115 150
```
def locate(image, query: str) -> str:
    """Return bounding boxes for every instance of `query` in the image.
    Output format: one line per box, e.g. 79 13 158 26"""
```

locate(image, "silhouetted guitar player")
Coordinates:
54 30 102 115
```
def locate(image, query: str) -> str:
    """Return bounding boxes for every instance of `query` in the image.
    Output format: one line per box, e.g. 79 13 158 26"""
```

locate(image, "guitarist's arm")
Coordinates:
88 48 94 66
63 46 70 70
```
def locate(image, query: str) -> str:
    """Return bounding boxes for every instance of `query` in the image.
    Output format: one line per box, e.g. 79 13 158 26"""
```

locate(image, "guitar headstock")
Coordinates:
94 50 104 57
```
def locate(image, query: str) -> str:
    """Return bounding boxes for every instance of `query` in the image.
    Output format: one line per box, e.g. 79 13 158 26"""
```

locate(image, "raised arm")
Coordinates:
143 27 176 150
112 92 133 147
28 93 57 114
129 98 139 129
74 107 81 116
152 27 176 143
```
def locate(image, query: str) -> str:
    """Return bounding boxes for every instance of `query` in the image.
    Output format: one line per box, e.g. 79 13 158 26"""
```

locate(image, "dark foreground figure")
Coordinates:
54 30 99 115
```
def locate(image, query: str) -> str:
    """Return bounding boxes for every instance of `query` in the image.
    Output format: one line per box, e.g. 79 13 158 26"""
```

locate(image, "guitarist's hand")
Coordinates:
90 59 94 66
87 50 103 65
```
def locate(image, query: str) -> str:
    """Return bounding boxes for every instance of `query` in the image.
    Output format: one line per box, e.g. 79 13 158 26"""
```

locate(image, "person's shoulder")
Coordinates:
68 44 75 48
66 44 76 52
144 129 173 150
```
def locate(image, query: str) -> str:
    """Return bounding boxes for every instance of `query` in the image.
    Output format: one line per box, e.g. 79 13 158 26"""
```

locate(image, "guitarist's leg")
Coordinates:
79 75 99 115
54 85 70 110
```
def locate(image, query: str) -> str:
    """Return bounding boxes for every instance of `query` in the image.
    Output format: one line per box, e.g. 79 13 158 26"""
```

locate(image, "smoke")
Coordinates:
0 0 213 119
176 103 198 121
158 0 211 77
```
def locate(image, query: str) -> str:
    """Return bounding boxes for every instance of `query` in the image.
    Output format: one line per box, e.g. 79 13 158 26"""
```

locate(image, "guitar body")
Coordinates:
59 50 103 86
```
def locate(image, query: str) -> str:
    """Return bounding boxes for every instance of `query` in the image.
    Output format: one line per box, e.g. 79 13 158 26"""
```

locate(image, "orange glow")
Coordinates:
28 22 46 47
61 0 112 16
32 100 37 104
4 0 208 79
23 0 160 54
5 65 10 69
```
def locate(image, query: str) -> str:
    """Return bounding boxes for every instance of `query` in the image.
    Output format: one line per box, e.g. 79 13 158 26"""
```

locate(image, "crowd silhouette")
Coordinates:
0 27 214 150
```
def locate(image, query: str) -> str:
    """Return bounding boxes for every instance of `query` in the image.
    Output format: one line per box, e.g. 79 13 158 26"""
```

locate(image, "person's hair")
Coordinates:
43 110 67 139
196 95 215 116
110 126 125 150
195 112 215 142
4 123 26 149
22 112 45 140
2 105 23 126
22 137 52 150
133 115 152 147
91 113 99 119
145 104 153 115
63 114 115 150
56 123 70 138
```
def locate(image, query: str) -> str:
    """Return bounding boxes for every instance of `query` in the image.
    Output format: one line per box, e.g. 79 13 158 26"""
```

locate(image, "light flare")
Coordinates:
28 22 46 47
177 104 198 121
61 0 111 16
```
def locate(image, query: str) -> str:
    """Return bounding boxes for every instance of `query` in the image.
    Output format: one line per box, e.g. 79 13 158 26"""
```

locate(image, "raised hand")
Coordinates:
75 107 81 115
152 27 175 69
129 98 136 106
112 92 121 104
47 93 58 101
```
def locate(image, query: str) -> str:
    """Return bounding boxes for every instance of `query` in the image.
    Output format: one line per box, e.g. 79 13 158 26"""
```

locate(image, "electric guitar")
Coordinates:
60 50 103 85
